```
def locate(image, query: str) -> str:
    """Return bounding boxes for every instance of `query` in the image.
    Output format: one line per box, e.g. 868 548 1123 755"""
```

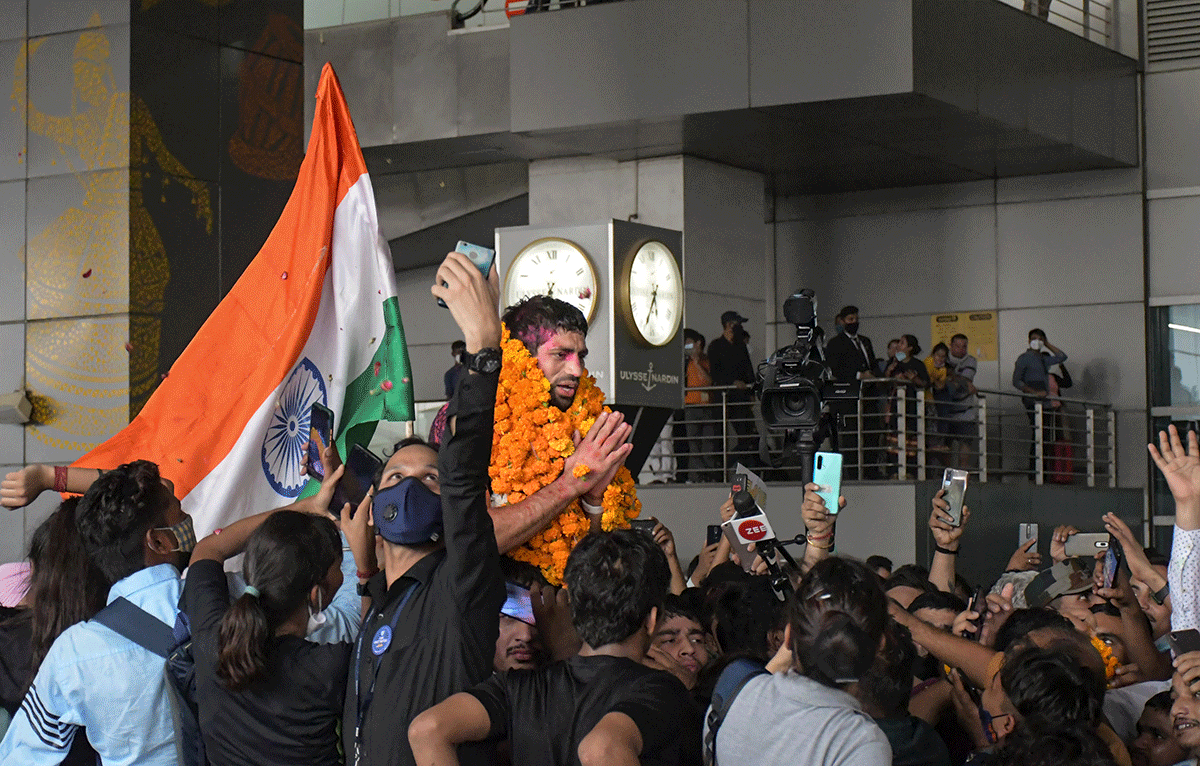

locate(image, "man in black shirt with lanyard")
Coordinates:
344 251 506 766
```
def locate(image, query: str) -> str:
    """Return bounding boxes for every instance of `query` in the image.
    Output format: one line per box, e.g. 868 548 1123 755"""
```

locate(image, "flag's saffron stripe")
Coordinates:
73 65 370 501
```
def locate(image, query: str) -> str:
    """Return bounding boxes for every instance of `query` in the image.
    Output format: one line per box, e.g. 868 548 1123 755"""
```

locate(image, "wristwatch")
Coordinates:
1151 582 1169 606
463 347 502 375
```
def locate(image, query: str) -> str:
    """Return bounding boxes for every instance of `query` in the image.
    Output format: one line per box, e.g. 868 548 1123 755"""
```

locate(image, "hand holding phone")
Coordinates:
706 524 724 547
336 444 383 516
307 403 334 482
940 469 968 527
812 452 843 514
437 241 496 308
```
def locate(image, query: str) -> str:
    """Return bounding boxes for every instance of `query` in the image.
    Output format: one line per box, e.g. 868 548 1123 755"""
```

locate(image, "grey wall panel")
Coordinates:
509 0 748 132
305 22 398 148
30 1 128 37
997 302 1144 411
1118 409 1148 490
681 158 764 304
395 263 466 401
996 194 1143 309
528 157 639 228
0 39 24 182
749 0 913 106
455 28 509 137
0 323 23 464
1148 196 1200 301
0 180 24 323
777 180 995 223
25 23 130 179
1145 69 1200 192
0 2 24 43
392 12 456 143
995 167 1141 204
784 205 998 320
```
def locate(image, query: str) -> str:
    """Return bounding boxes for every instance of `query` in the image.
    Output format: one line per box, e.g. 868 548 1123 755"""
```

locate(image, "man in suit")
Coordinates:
823 305 881 478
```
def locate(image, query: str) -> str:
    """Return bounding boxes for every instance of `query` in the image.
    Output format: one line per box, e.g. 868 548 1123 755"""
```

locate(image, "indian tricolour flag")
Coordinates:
73 64 413 535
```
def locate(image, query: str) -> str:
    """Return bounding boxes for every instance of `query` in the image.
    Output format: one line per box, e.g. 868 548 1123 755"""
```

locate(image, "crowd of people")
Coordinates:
0 251 1194 766
666 304 1077 482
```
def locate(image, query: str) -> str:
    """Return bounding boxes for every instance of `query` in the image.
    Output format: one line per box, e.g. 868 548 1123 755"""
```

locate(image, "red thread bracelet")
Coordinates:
357 568 379 580
53 466 68 493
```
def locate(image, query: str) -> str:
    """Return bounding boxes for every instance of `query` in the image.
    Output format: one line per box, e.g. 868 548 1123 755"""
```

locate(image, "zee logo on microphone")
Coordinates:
737 519 769 542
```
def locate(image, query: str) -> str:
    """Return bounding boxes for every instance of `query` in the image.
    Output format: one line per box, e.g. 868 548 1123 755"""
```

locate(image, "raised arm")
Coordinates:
430 252 504 605
2 464 107 509
928 490 969 594
1149 425 1200 631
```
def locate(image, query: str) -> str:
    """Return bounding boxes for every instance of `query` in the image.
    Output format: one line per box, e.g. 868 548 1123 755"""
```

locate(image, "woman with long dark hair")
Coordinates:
710 557 892 765
182 485 368 766
0 499 106 764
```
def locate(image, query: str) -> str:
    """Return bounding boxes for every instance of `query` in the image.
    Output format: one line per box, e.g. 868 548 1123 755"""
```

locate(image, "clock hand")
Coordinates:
645 288 658 324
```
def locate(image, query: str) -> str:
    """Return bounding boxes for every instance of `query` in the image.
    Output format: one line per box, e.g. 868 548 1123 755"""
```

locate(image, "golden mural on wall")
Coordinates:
229 13 304 181
14 13 213 452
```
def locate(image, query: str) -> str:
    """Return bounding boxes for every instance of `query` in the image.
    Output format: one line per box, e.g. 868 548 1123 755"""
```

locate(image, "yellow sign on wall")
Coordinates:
931 311 998 362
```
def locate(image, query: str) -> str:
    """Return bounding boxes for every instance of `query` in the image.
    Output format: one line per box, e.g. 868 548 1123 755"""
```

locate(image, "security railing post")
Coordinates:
917 394 926 479
1086 407 1096 488
856 389 865 480
897 388 908 481
1108 410 1117 488
978 396 987 481
1035 400 1044 485
721 390 728 473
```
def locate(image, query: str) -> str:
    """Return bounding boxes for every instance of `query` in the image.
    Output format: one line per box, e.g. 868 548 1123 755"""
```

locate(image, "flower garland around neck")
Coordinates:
1089 634 1120 686
491 325 641 584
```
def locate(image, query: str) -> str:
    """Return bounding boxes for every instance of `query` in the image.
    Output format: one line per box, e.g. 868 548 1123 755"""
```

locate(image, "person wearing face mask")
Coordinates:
945 334 979 470
0 460 196 766
884 334 931 459
346 250 506 766
1012 328 1068 475
180 458 360 766
682 329 720 483
825 306 883 477
708 310 758 465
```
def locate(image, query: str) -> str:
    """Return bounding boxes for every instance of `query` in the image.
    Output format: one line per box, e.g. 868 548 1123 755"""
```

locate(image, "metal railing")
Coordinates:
653 380 1116 486
1003 0 1113 45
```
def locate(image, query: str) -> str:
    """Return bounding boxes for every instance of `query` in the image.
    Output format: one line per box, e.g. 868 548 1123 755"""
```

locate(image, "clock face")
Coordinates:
622 240 683 347
503 238 598 323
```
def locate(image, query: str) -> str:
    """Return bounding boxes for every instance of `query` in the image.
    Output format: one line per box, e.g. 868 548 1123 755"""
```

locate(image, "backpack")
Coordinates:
91 598 205 766
703 658 768 766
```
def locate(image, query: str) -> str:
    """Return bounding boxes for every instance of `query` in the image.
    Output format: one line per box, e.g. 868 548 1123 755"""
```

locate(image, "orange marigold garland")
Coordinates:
1090 634 1120 686
491 325 641 583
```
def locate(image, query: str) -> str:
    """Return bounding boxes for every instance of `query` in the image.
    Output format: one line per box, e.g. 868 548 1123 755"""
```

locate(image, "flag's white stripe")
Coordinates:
182 175 397 534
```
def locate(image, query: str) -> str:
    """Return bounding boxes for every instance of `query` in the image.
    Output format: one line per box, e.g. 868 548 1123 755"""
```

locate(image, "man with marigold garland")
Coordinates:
489 297 635 557
431 294 639 581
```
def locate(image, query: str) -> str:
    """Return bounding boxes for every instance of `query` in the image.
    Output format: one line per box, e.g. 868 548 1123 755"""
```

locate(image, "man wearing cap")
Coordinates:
707 310 757 464
344 251 506 766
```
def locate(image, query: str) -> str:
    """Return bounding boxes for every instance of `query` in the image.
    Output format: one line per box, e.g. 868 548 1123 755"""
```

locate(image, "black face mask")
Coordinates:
914 652 941 681
844 321 860 336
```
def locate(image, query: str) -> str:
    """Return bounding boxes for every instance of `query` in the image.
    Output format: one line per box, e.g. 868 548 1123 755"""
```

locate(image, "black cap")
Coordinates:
721 310 748 325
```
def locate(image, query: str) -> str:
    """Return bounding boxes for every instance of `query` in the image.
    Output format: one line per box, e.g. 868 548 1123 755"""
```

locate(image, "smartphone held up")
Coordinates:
437 241 495 308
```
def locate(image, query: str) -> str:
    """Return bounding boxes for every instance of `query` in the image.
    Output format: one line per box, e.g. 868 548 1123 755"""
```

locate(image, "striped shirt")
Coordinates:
0 564 183 766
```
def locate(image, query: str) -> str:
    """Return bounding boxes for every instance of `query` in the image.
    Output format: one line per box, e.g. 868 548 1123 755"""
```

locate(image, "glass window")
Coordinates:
1152 305 1200 407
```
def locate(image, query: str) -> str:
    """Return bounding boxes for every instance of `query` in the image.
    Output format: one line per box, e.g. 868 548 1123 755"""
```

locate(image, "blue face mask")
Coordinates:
895 351 907 362
372 477 443 546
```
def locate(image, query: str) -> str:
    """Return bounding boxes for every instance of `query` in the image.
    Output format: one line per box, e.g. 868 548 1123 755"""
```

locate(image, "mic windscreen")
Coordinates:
732 490 758 519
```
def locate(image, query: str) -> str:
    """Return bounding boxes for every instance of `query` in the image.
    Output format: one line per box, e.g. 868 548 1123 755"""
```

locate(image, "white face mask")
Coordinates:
684 343 694 351
1029 339 1042 351
306 592 328 635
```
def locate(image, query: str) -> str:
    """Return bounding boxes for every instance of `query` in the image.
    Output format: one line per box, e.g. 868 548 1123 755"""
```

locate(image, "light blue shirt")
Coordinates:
0 563 184 766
